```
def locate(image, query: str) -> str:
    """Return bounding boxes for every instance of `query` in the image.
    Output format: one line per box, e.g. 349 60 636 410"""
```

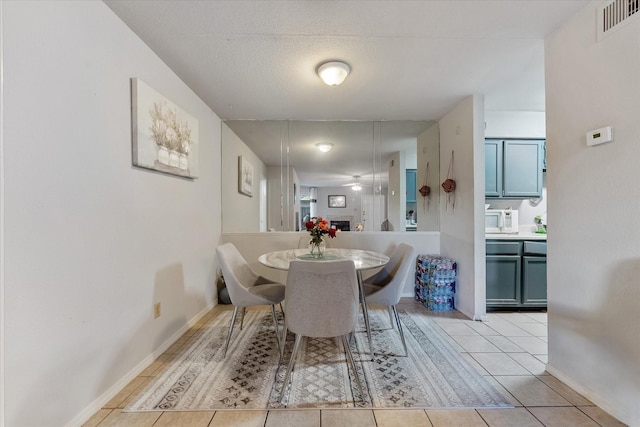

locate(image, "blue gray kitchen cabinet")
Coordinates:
486 240 547 309
485 140 503 197
521 241 547 307
406 169 417 203
486 241 522 307
485 139 545 198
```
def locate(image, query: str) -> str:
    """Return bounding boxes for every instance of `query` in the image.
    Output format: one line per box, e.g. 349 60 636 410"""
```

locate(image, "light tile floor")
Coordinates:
83 299 627 427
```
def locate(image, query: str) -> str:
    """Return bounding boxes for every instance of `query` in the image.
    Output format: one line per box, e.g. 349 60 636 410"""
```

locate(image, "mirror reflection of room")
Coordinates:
221 120 440 234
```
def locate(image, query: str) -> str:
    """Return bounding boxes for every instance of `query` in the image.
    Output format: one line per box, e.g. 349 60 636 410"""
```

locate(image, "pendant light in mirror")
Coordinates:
342 175 362 192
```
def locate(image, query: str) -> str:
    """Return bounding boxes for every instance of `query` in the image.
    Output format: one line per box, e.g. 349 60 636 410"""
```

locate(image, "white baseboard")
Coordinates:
545 363 632 427
65 301 216 427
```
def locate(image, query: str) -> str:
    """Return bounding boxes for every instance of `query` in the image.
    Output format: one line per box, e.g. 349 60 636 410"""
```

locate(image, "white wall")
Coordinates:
221 123 266 232
438 96 486 320
265 165 300 231
387 152 405 231
485 111 546 138
2 3 221 426
416 123 440 231
545 3 640 425
286 167 301 231
267 166 282 230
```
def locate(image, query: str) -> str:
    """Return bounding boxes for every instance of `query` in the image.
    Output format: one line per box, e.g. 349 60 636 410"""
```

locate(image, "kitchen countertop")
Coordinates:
486 231 547 240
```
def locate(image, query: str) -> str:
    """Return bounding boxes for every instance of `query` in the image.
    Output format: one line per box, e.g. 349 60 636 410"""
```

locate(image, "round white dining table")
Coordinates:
258 248 390 359
258 248 389 271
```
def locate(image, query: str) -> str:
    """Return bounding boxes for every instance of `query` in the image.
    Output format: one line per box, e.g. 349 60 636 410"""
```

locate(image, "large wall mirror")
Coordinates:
221 120 440 233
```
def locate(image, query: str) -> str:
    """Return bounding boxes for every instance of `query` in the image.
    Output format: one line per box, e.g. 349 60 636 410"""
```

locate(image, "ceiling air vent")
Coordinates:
598 0 640 41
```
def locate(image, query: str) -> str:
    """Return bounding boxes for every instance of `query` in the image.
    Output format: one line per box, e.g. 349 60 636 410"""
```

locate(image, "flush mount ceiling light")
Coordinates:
316 142 333 152
317 61 351 86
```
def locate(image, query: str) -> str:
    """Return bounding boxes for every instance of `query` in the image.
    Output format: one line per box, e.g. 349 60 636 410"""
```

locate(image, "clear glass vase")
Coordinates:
309 239 326 258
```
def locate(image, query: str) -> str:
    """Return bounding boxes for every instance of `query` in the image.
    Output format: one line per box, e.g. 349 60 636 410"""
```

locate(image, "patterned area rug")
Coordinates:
125 309 512 411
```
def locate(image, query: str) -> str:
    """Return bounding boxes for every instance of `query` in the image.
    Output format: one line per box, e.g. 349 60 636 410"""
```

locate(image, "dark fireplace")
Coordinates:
330 220 350 231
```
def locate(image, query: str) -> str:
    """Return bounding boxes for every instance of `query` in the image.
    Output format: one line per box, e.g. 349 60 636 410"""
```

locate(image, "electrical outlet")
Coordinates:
154 302 161 318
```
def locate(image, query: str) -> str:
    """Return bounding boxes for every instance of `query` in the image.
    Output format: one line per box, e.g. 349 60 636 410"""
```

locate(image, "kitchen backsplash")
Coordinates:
486 177 547 230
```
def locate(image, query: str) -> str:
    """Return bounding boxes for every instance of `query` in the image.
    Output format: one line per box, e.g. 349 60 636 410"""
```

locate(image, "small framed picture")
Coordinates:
238 155 253 196
328 195 346 208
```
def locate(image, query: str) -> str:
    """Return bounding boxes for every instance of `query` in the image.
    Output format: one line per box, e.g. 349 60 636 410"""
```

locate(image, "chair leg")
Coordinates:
388 306 395 329
271 304 282 356
392 305 408 357
239 307 246 330
223 306 239 358
279 324 288 361
342 335 365 400
279 334 303 403
357 273 374 359
279 302 285 320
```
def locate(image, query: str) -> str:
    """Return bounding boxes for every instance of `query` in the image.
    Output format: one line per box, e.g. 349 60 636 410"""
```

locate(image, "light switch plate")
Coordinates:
586 126 613 146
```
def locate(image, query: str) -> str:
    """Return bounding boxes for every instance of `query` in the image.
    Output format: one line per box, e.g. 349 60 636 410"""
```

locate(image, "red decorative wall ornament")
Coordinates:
420 162 432 210
442 151 456 210
441 178 456 193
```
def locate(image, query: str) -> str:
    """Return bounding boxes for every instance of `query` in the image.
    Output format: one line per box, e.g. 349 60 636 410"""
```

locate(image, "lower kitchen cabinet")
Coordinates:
486 240 547 309
486 255 521 306
522 256 547 306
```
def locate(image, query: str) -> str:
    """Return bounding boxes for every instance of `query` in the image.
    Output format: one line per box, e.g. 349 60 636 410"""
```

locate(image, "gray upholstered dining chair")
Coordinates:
297 235 310 249
216 242 285 358
278 260 365 403
362 243 415 356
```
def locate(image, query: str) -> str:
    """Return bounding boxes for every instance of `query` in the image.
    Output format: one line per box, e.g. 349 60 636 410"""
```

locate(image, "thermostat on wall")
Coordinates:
586 126 613 146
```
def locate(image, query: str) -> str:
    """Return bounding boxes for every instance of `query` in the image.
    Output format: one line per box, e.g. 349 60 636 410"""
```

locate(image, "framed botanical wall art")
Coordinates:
238 155 253 196
131 78 199 178
328 195 346 208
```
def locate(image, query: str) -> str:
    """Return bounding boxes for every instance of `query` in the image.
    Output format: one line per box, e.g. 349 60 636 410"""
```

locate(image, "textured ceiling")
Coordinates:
106 0 589 120
105 0 589 186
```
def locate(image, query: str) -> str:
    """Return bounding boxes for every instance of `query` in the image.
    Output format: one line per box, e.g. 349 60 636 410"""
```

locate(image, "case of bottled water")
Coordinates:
415 254 457 311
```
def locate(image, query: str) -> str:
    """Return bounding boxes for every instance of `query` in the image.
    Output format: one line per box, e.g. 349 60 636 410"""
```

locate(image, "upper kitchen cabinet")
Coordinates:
485 140 503 197
406 169 417 203
485 139 544 198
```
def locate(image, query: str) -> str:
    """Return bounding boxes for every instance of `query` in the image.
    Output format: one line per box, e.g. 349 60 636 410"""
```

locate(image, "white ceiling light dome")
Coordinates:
316 142 333 152
317 61 351 86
